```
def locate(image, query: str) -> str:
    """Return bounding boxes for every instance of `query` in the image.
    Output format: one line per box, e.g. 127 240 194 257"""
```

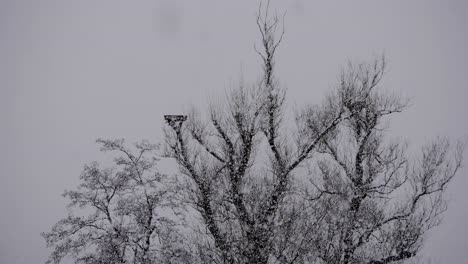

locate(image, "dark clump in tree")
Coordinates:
44 3 464 264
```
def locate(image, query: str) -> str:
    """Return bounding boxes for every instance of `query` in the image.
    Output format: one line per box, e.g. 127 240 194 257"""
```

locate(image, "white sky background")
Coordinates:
1 0 468 263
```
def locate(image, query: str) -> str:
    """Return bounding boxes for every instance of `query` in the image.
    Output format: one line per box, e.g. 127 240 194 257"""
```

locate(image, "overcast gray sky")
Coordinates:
1 0 468 263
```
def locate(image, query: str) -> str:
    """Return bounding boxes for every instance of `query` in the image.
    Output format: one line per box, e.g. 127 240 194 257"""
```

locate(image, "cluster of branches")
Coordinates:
43 3 464 264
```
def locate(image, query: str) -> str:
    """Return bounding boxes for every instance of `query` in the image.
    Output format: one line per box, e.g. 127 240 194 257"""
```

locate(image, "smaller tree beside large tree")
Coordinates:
42 139 192 264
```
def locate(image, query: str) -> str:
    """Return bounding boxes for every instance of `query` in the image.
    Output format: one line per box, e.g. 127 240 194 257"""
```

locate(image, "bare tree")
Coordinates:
163 3 464 264
42 139 192 264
